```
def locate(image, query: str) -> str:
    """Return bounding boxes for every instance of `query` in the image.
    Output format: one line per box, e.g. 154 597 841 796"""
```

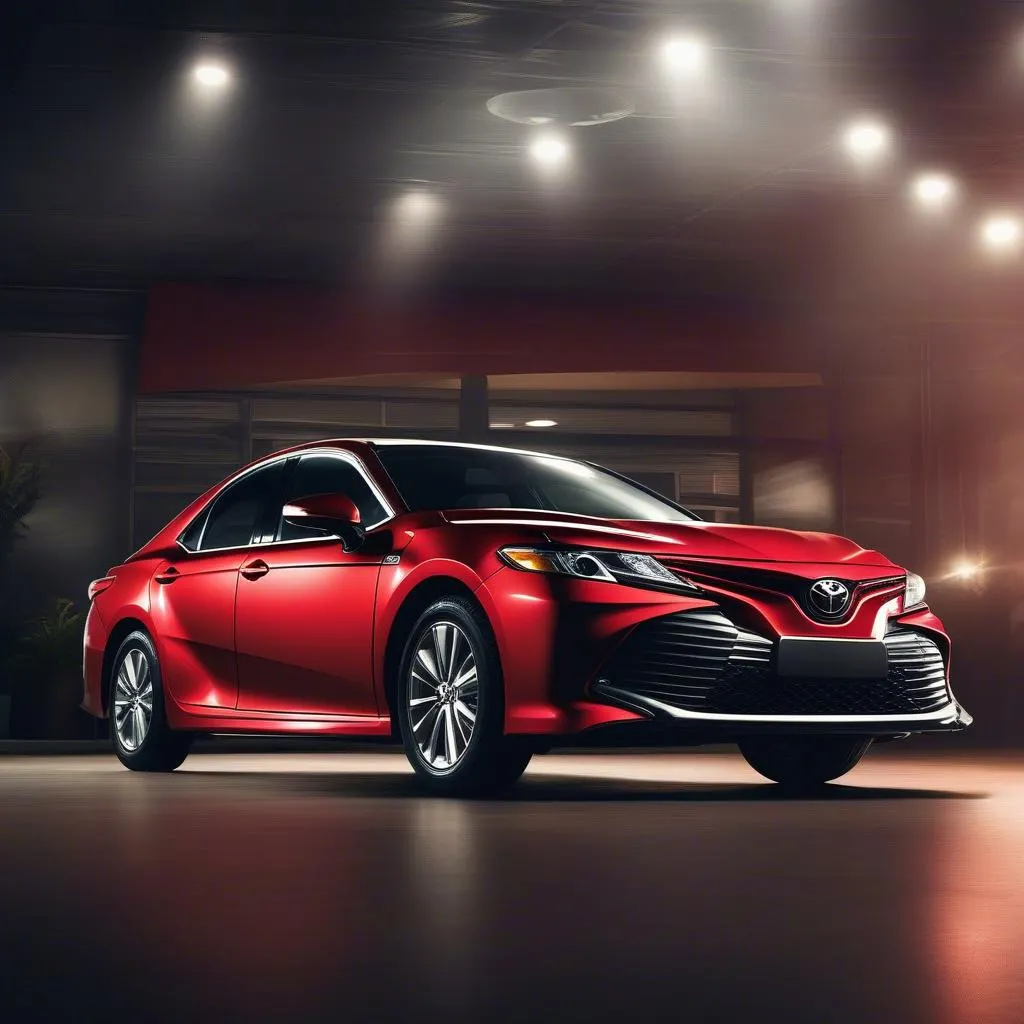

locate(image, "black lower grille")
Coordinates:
596 610 949 717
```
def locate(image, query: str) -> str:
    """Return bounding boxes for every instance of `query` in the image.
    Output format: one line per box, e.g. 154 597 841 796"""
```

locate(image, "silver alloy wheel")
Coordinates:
408 620 479 772
112 647 154 753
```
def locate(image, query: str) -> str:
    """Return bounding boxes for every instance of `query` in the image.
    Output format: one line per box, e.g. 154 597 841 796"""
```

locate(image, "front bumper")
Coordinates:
588 606 971 737
556 703 972 749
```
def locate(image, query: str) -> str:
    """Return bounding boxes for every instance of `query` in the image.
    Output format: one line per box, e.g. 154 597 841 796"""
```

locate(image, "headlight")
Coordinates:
499 546 701 593
904 571 927 609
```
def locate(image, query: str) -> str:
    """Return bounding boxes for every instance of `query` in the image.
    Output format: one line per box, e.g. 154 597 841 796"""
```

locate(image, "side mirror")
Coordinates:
282 493 365 551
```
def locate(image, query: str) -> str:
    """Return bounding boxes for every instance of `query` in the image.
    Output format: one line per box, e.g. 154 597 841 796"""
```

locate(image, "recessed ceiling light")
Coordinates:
193 62 230 88
525 419 557 428
660 33 710 77
840 117 892 165
909 171 957 210
487 88 633 127
489 422 517 429
528 133 569 169
978 213 1022 253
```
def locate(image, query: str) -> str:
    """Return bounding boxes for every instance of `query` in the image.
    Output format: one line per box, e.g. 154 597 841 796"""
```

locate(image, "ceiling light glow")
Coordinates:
979 214 1022 253
529 132 569 169
193 62 230 88
525 419 557 428
910 171 957 210
660 33 710 76
841 117 892 165
392 190 442 225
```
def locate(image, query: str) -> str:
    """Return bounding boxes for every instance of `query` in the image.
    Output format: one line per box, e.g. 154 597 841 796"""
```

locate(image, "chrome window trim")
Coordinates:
595 685 960 724
176 447 396 555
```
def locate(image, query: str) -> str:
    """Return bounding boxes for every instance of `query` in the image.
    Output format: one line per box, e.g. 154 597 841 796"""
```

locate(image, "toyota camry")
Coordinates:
82 439 971 795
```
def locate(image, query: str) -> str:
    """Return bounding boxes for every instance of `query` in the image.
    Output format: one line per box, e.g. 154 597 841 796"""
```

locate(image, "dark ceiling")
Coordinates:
0 0 1020 309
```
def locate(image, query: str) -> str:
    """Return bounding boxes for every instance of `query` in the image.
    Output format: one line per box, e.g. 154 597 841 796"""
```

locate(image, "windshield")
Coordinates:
375 444 698 522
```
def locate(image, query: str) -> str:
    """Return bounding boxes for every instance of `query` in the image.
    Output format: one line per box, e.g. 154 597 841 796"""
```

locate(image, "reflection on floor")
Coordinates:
1 749 1022 1023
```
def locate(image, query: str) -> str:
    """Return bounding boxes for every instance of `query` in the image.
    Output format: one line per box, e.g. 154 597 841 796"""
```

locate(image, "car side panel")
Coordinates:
149 551 245 710
372 554 487 712
81 560 156 717
234 539 382 716
82 602 110 717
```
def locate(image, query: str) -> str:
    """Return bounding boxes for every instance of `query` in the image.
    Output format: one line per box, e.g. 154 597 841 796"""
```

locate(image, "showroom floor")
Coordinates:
1 748 1021 1023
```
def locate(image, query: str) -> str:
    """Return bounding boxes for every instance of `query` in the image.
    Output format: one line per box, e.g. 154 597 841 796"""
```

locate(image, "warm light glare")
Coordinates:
841 117 892 164
392 190 442 225
979 214 1022 253
910 171 957 210
950 559 984 582
529 133 569 168
660 33 710 76
525 419 557 428
193 62 230 88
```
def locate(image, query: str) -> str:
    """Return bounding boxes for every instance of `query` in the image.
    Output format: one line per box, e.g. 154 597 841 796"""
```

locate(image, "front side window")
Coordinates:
375 445 697 522
276 454 388 542
199 463 283 551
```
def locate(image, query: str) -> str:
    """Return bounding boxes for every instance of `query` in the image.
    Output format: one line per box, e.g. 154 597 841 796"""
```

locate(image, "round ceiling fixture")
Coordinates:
486 87 633 127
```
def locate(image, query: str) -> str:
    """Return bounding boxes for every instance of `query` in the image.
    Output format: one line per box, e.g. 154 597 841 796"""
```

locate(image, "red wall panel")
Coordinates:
140 282 817 393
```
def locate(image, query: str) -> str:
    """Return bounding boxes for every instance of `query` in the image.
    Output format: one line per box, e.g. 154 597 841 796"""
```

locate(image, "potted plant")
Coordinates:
0 443 43 558
7 598 90 739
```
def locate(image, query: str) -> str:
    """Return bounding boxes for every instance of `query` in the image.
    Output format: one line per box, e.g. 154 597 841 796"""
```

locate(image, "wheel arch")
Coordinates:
381 576 488 738
101 617 150 715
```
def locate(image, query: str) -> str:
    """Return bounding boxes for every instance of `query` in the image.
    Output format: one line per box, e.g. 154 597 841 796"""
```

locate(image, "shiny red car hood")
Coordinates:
441 508 897 567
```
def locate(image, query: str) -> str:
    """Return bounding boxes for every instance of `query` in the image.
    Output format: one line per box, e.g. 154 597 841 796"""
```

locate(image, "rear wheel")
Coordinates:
397 597 532 797
738 735 872 788
110 630 192 772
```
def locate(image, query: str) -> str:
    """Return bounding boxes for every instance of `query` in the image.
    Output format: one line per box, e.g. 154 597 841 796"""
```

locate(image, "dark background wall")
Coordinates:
0 287 141 615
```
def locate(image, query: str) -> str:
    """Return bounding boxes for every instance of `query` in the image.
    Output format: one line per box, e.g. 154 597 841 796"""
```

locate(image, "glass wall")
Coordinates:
130 375 836 546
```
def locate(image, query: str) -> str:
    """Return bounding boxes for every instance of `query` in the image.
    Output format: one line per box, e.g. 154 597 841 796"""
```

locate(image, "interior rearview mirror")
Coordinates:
282 493 365 551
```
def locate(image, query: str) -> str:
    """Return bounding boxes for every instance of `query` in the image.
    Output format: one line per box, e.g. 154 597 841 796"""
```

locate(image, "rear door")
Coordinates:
152 460 285 711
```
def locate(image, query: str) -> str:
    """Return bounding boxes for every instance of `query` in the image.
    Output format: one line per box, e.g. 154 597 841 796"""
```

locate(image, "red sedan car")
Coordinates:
83 439 970 795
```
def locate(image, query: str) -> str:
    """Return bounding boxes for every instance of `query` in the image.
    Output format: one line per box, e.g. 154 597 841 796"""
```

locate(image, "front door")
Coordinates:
234 452 392 717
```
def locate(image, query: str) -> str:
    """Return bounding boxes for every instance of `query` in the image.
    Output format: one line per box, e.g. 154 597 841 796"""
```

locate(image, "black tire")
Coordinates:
738 735 872 788
396 596 532 797
109 630 193 772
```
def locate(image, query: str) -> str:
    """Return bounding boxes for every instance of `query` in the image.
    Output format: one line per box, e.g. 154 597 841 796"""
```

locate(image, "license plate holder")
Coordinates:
776 638 888 680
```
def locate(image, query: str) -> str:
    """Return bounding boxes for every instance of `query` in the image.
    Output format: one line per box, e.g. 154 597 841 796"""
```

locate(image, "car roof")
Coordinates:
361 438 575 460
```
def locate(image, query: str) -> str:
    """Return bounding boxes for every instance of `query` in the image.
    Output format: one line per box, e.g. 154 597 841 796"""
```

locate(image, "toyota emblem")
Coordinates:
808 578 851 618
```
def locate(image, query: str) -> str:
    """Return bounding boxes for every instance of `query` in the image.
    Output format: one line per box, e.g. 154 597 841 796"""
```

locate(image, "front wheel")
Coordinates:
110 630 193 772
738 735 872 788
397 597 532 797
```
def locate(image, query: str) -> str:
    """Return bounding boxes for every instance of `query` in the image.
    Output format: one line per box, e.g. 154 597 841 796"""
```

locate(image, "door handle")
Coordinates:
240 559 270 580
154 567 180 584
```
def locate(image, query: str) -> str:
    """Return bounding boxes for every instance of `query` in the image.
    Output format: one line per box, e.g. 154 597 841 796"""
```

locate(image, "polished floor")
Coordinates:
1 747 1022 1023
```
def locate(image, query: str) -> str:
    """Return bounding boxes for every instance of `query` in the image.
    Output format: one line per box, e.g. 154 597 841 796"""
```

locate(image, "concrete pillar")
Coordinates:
458 375 489 443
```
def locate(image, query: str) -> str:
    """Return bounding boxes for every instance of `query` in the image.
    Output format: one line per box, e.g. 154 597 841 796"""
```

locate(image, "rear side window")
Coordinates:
199 463 283 551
